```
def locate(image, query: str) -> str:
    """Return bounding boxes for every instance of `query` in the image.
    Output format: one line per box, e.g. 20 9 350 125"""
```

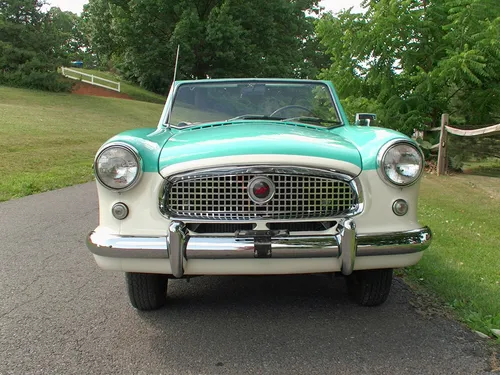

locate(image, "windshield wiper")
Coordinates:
228 114 285 121
281 116 343 126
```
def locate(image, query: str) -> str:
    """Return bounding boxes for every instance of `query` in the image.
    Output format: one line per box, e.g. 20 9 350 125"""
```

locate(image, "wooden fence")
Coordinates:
429 114 500 176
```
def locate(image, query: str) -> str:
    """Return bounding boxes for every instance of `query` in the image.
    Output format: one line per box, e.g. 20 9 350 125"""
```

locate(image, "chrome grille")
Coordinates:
161 167 358 220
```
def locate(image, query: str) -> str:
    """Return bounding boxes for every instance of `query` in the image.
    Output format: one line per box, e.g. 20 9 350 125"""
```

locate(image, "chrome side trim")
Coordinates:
339 219 356 276
357 227 432 256
168 222 188 278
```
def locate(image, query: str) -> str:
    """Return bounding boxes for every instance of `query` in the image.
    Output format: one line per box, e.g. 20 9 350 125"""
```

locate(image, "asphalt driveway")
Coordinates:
0 183 494 374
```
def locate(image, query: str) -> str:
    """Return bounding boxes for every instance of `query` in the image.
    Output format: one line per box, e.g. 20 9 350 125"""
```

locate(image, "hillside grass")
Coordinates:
407 173 500 343
62 67 166 104
0 86 162 201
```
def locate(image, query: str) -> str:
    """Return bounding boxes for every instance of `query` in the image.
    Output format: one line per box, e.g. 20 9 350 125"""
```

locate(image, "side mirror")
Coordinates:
355 113 377 126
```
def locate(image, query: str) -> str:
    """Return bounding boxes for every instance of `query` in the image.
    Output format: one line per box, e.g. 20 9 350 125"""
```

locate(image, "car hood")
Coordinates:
158 122 362 176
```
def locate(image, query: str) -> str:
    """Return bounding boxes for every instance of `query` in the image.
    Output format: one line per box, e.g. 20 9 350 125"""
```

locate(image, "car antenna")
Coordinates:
172 44 180 83
166 45 180 129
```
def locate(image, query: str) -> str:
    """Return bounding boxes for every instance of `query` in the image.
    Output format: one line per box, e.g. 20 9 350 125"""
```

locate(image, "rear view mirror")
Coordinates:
241 84 266 97
355 113 377 126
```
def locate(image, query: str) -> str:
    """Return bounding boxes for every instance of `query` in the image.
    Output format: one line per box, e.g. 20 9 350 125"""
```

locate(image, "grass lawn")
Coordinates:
463 158 500 178
0 86 162 202
62 67 166 104
407 172 500 342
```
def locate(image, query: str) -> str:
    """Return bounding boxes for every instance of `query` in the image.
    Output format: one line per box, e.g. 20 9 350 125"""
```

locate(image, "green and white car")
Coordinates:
86 79 431 310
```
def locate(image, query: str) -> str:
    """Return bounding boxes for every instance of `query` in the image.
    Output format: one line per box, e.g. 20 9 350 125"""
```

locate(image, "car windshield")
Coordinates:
168 81 342 127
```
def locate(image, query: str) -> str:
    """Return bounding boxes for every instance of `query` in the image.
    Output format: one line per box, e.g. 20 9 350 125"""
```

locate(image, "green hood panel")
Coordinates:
158 122 362 171
102 123 416 175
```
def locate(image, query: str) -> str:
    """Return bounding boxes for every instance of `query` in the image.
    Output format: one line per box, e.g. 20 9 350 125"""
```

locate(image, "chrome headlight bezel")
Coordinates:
377 140 424 187
94 142 143 191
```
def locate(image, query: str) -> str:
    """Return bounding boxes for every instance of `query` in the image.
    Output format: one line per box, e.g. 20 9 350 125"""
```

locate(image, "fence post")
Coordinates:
91 75 94 84
437 113 449 176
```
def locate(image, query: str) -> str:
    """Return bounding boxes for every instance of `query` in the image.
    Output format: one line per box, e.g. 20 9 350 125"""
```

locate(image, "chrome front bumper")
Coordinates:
86 220 432 277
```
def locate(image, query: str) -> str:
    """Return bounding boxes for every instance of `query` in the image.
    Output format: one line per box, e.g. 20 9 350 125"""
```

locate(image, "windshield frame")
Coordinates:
160 79 345 130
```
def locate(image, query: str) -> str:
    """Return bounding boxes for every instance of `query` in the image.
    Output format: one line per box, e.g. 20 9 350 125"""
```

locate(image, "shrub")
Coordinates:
0 69 73 92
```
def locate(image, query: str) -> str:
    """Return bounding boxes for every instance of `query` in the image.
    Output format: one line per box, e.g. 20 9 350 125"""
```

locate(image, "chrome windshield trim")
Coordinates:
161 80 344 129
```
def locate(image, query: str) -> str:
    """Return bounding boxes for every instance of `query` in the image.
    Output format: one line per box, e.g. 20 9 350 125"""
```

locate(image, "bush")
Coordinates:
0 56 73 92
0 69 73 92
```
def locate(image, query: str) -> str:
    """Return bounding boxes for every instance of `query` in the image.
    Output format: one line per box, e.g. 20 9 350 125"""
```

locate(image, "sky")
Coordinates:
45 0 364 15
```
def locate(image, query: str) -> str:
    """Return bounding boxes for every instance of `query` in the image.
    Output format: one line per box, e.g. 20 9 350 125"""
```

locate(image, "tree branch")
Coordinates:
445 85 465 102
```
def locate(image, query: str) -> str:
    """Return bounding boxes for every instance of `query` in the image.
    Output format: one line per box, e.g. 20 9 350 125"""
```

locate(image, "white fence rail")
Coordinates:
429 123 500 136
61 66 121 92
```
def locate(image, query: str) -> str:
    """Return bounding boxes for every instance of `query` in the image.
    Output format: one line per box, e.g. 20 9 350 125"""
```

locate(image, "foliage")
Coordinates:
316 0 500 140
0 0 80 91
82 0 327 94
46 6 94 64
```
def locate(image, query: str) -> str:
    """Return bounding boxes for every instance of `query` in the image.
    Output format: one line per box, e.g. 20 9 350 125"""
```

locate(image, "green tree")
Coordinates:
0 0 73 91
83 0 325 94
46 7 90 61
316 0 500 137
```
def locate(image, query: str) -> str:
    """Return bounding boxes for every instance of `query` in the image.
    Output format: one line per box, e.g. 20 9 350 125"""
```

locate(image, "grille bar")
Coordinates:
162 168 358 220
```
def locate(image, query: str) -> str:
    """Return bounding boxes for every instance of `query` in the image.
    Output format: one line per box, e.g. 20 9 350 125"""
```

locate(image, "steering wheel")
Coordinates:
269 105 315 117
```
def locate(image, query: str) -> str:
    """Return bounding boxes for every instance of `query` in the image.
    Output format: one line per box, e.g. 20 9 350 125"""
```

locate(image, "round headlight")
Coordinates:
94 143 142 190
378 141 423 186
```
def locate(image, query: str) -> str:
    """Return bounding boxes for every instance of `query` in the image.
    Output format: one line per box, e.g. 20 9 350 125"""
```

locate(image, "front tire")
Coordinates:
345 268 393 306
126 272 168 311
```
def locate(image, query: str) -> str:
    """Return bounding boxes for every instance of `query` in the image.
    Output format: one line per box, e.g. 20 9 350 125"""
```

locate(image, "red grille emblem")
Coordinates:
254 183 270 198
248 177 275 204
